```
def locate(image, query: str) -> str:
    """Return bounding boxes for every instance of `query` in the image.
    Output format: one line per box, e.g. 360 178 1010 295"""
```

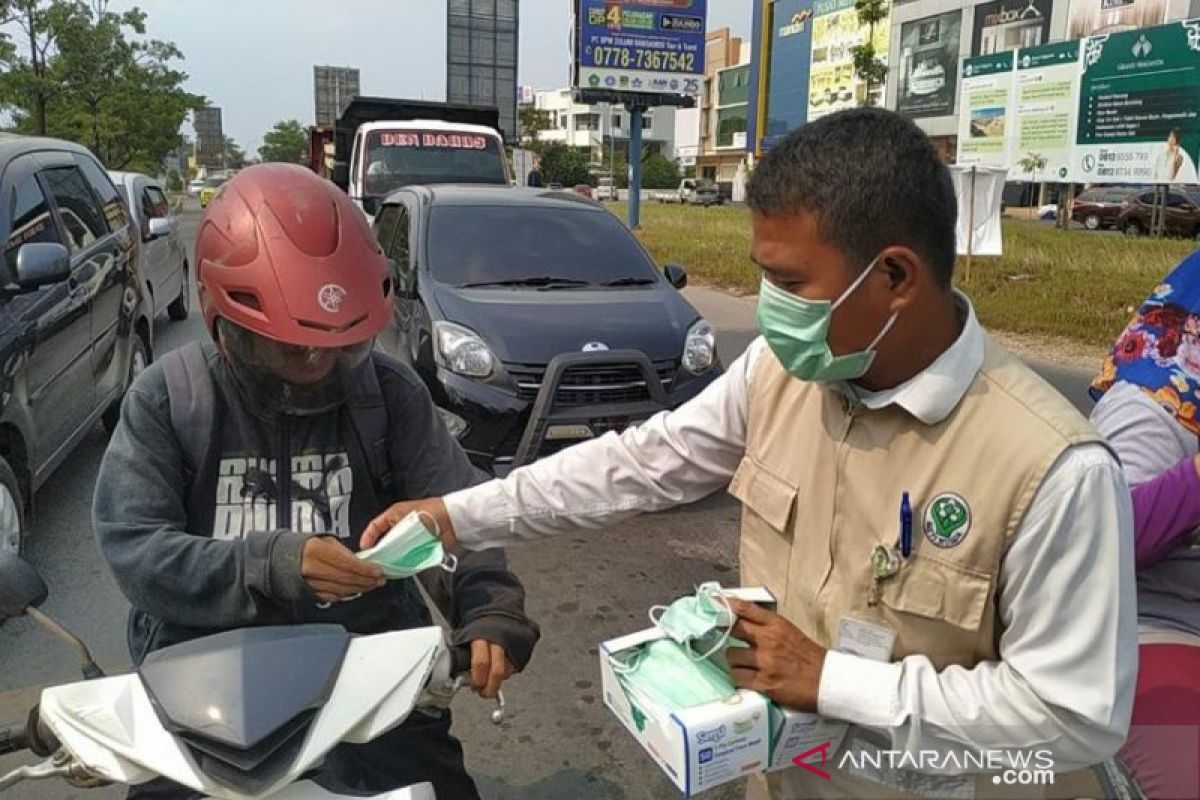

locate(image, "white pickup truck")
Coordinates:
650 179 722 206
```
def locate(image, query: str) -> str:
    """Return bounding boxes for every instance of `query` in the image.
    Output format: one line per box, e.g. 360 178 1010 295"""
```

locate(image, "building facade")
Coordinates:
446 0 519 142
697 28 752 197
531 88 680 164
749 0 1200 162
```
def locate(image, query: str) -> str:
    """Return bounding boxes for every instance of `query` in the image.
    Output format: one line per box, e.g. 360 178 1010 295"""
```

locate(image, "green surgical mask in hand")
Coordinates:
650 582 746 660
357 510 457 579
612 639 737 719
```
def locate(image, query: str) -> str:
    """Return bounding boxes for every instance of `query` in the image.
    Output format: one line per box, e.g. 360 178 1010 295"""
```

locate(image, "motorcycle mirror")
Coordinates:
0 553 48 620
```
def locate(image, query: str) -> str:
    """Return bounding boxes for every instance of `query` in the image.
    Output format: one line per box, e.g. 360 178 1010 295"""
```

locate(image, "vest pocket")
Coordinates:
877 554 993 667
729 456 797 597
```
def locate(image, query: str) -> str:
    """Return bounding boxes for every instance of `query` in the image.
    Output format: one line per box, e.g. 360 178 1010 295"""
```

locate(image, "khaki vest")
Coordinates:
731 337 1109 800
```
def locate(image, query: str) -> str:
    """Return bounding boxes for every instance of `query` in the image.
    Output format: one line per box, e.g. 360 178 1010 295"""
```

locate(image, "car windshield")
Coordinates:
363 130 508 197
428 205 659 288
204 177 227 188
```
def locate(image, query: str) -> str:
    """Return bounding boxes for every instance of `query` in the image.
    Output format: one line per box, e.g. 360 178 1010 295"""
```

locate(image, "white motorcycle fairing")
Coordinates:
36 627 444 800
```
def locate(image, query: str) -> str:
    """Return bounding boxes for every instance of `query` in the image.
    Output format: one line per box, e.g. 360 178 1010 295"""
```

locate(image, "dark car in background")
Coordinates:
371 185 723 475
0 135 152 553
1118 189 1200 239
1071 187 1139 230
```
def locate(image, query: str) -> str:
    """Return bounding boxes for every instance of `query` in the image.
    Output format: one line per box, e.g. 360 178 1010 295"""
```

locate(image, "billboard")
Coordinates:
447 0 519 141
573 0 706 96
193 107 224 171
762 0 816 149
1067 0 1168 39
956 51 1016 166
1071 19 1200 183
896 11 963 118
807 0 891 121
313 66 360 127
1012 40 1082 181
971 0 1053 55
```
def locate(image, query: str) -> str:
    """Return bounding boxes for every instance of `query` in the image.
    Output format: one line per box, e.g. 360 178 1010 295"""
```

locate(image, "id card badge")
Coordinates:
835 615 896 662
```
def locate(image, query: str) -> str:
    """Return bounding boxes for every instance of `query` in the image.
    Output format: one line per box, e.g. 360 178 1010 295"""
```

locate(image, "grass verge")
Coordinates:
610 201 1197 348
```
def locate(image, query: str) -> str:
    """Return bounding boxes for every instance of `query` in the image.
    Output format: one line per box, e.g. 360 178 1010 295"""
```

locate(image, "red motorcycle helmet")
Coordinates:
195 164 394 415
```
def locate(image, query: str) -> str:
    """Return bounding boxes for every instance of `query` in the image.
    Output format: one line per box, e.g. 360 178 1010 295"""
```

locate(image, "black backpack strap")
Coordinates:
346 354 396 502
161 342 216 520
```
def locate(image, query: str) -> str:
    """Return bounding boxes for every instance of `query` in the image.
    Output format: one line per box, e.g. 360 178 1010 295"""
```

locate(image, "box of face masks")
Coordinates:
599 587 848 796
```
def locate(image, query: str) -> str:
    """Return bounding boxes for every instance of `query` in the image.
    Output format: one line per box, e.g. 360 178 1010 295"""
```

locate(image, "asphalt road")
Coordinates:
0 203 1097 799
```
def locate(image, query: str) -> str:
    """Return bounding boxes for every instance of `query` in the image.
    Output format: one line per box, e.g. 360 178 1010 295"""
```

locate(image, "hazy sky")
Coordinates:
105 1 752 156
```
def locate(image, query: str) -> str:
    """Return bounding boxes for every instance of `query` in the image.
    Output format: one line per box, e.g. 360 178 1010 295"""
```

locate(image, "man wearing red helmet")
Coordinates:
92 164 539 799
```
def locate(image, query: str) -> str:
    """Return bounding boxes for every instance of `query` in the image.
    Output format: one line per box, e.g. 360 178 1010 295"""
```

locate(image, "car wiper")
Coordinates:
602 277 657 287
458 276 591 289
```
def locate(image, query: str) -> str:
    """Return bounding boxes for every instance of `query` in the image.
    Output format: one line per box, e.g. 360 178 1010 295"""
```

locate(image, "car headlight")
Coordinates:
434 321 496 378
682 319 716 374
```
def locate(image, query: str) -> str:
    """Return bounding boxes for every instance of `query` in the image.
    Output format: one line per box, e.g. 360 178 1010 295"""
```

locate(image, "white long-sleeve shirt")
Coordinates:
445 308 1136 771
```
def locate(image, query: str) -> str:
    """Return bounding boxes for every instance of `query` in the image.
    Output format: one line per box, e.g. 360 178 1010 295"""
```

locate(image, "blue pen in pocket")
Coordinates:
900 491 913 559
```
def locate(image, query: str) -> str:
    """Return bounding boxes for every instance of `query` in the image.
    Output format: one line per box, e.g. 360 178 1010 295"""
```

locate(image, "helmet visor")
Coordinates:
218 319 373 416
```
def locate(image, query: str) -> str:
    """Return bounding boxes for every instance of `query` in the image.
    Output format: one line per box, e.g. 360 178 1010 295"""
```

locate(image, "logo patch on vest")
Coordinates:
923 493 971 548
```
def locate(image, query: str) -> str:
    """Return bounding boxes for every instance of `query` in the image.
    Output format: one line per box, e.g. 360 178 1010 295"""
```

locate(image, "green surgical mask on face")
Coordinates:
357 511 457 579
756 255 898 383
612 639 737 720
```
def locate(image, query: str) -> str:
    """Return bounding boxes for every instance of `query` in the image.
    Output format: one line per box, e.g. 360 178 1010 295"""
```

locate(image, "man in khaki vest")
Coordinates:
363 109 1136 798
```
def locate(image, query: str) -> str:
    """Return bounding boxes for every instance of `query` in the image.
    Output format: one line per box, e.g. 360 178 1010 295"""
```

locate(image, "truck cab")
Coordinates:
345 120 510 220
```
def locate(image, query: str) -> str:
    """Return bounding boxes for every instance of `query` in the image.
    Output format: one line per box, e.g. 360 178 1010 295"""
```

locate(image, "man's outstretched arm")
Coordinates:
364 340 765 551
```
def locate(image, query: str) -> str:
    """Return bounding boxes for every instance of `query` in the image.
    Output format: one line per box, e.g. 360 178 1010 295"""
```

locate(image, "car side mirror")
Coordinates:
0 553 48 620
332 162 350 191
664 263 688 290
15 243 71 292
146 217 171 241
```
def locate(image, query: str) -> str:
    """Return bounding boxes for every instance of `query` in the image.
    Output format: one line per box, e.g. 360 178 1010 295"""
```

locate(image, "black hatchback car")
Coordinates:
372 185 723 475
0 135 152 553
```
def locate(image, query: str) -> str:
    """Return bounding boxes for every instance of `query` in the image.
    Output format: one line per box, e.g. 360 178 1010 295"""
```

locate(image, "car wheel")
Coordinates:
167 264 190 321
1084 214 1101 230
102 333 149 434
1123 220 1144 237
0 455 25 556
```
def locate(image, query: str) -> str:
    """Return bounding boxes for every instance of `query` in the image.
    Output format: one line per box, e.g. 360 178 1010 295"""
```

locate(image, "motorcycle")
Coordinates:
0 553 506 799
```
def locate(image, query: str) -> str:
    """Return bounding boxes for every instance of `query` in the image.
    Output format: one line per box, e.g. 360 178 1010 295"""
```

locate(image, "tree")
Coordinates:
165 168 182 192
0 1 200 171
538 143 590 187
518 104 550 150
223 136 246 169
258 119 308 164
851 0 890 107
641 152 679 190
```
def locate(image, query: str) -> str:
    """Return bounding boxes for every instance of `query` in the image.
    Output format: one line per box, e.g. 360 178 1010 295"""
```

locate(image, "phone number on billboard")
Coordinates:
590 47 696 72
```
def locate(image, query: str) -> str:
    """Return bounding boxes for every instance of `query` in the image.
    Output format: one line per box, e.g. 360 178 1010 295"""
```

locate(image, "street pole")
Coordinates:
629 105 643 229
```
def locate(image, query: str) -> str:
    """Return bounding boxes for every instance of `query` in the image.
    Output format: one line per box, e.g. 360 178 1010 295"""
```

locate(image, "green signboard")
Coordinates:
956 52 1016 166
1013 40 1082 181
1072 20 1200 183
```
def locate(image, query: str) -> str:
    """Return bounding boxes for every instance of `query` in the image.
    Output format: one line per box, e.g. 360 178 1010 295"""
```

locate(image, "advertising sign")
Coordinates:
1072 19 1200 183
971 0 1053 55
1012 40 1082 181
1067 0 1168 39
896 11 963 118
573 0 707 96
956 51 1017 166
313 66 360 127
762 0 815 150
807 0 891 121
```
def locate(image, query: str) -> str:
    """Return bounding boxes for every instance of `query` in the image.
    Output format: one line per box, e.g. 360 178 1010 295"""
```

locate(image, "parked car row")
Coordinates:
0 135 163 554
1069 186 1200 240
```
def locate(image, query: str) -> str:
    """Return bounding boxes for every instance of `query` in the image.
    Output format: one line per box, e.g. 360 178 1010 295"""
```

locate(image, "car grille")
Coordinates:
505 360 677 405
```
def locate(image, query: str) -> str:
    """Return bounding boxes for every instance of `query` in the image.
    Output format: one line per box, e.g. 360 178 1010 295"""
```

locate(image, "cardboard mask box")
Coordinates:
599 587 848 796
